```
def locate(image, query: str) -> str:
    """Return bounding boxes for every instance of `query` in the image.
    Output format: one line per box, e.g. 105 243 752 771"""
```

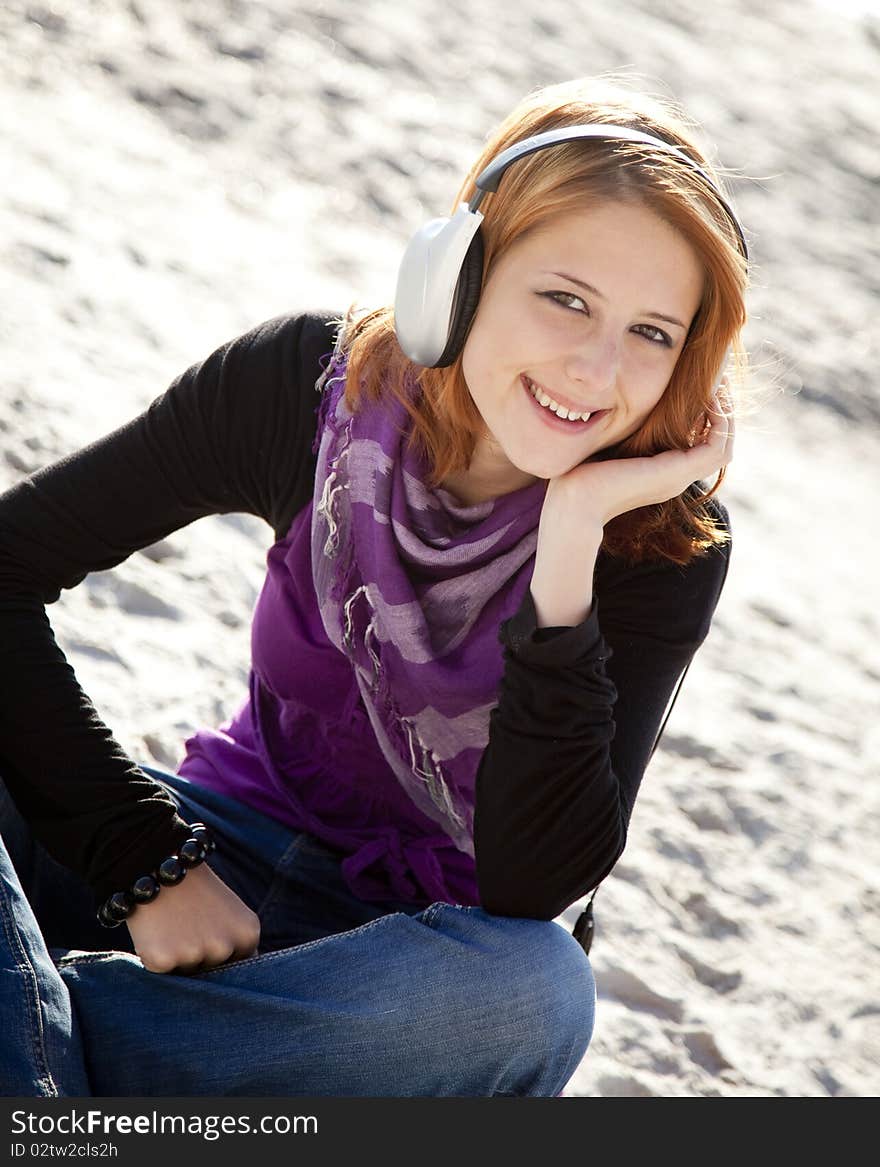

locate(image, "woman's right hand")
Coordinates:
546 380 735 530
530 381 734 628
125 863 261 975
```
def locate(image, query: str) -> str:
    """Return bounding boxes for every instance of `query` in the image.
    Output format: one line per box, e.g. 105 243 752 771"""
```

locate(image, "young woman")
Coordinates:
0 77 747 1097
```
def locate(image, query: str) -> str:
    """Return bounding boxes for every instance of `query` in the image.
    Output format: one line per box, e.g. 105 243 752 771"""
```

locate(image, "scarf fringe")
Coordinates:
343 580 466 832
312 344 538 849
403 719 466 830
316 466 349 560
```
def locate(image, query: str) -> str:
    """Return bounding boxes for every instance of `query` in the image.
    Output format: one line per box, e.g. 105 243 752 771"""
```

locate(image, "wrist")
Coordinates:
529 585 593 629
96 823 215 928
530 526 602 629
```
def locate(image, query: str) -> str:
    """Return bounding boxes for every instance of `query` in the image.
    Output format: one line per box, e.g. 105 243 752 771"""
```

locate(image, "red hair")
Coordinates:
340 77 749 565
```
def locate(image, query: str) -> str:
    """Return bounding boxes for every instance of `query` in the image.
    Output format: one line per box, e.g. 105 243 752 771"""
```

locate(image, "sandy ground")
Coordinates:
1 0 878 1097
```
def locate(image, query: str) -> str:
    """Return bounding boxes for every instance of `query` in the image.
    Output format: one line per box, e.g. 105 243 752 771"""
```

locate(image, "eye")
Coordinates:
541 291 675 348
541 290 589 314
632 323 674 348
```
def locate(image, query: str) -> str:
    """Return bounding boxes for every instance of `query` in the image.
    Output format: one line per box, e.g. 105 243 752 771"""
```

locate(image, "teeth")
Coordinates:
526 377 592 423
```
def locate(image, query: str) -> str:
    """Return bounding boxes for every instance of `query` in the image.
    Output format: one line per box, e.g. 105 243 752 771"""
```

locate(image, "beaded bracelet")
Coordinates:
96 823 216 928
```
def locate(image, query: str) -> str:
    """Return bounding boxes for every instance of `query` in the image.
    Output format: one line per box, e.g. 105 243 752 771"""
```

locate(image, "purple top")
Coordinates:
177 501 481 907
179 338 547 909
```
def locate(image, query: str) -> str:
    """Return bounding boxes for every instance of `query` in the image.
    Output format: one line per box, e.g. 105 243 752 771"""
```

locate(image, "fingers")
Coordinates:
148 941 260 977
136 921 261 976
712 378 735 461
695 377 735 469
129 863 263 975
184 929 261 975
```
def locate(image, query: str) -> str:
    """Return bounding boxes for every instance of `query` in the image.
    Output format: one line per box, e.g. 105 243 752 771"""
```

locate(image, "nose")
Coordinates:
564 335 619 403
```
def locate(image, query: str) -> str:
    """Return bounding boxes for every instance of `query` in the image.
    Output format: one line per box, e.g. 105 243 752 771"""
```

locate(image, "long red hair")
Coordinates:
338 77 749 565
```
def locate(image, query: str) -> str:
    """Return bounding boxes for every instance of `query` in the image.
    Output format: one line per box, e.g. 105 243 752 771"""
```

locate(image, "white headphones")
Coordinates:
393 124 748 368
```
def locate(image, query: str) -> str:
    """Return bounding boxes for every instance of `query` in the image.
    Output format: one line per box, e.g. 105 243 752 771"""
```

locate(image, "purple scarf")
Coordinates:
310 327 547 855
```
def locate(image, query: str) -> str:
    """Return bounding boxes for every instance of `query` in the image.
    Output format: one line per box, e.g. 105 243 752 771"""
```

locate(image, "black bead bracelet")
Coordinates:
96 823 215 928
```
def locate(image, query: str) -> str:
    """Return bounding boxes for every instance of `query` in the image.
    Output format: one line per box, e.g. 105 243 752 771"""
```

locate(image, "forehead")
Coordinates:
506 200 705 305
520 200 690 256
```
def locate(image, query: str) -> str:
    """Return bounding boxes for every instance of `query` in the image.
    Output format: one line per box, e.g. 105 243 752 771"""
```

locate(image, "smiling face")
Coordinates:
447 199 705 503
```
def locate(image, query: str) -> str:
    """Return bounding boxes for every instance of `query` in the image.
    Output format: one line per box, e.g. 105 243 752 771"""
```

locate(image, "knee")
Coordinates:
423 904 596 1094
474 909 596 1044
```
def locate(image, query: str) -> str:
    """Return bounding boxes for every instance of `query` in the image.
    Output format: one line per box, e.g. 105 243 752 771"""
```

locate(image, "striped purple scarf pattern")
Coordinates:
310 335 547 854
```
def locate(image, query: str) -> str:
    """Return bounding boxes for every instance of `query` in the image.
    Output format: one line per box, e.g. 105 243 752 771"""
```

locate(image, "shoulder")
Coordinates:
178 310 345 434
266 309 343 352
218 310 343 380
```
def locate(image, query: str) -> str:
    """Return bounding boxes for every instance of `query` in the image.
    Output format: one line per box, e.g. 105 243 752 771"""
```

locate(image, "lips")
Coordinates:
521 375 608 432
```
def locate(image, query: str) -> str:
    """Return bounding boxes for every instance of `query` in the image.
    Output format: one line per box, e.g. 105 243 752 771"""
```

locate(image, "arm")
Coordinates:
0 311 337 905
474 388 734 919
473 521 730 919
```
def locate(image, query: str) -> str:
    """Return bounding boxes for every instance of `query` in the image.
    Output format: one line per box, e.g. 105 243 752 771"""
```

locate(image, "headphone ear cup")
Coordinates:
433 228 485 368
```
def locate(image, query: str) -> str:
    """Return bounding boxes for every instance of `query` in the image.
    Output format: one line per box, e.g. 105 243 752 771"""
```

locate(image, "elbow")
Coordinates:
475 825 628 922
476 880 558 921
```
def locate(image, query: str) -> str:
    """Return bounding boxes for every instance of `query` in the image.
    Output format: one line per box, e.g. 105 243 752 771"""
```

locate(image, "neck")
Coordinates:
440 437 538 507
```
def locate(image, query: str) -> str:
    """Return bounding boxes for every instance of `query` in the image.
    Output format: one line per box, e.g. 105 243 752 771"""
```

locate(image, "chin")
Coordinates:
513 451 586 480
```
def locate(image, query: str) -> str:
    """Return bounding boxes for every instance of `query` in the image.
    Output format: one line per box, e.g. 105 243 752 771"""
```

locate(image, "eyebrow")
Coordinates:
547 270 688 330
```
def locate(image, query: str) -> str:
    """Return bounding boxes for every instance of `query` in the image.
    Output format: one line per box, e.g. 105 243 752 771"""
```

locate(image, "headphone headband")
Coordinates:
469 124 748 262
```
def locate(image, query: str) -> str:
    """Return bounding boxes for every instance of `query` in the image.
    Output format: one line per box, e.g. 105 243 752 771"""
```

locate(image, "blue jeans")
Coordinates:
0 767 595 1097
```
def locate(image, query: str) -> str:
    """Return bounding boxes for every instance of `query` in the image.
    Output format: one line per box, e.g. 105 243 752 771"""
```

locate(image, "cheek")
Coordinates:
641 386 668 419
625 380 672 441
462 288 520 370
460 348 479 409
632 358 675 409
461 328 496 407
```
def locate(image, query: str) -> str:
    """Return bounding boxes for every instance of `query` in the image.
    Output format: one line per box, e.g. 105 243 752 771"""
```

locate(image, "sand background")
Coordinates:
1 0 878 1096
